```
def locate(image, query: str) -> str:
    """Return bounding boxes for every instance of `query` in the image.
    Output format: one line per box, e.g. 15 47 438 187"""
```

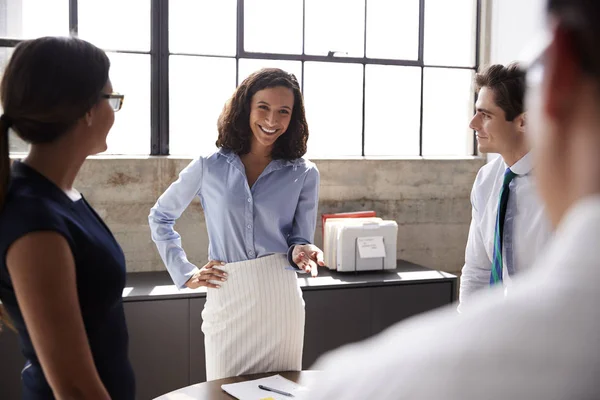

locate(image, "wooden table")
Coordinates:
155 371 320 399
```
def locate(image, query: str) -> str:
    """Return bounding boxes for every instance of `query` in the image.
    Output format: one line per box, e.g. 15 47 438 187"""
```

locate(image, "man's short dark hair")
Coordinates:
475 63 526 121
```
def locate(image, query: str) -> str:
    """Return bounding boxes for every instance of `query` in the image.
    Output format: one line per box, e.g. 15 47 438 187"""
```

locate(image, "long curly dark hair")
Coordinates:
216 68 309 160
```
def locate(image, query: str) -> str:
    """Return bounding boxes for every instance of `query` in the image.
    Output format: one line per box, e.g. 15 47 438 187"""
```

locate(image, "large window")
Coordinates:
0 0 481 157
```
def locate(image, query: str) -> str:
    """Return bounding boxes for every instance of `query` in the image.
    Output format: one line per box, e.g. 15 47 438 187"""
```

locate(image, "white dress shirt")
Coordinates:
308 196 600 400
459 152 552 311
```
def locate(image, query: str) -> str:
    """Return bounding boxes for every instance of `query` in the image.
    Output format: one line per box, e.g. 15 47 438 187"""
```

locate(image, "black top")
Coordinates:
0 162 135 399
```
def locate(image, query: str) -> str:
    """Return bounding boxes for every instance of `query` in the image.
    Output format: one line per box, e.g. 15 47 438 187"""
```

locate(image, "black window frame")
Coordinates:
0 0 482 157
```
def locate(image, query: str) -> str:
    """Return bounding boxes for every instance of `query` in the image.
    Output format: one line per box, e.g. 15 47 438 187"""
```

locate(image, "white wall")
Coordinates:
490 0 547 64
484 0 546 162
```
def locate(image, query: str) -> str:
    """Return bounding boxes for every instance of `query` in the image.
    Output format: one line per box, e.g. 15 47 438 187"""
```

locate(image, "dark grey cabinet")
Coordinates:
189 298 207 384
124 299 190 400
0 265 457 399
302 282 455 368
302 288 371 368
370 282 453 334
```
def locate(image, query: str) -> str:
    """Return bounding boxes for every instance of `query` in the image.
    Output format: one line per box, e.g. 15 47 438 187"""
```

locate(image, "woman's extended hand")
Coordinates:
292 244 325 277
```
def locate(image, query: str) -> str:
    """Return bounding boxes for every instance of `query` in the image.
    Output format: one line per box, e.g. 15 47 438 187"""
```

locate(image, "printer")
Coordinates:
323 216 398 272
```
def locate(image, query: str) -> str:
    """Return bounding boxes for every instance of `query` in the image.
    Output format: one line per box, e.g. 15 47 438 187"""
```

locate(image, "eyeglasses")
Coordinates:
102 93 124 112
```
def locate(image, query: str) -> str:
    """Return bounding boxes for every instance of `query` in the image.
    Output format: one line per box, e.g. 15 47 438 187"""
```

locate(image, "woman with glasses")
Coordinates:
0 37 133 399
149 68 324 381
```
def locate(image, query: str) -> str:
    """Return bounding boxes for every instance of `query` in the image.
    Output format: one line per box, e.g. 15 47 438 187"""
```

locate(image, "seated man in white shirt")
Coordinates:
459 63 552 312
306 0 600 398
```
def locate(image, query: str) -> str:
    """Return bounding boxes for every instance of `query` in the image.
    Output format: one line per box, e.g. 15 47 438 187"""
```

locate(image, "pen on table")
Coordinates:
258 384 294 397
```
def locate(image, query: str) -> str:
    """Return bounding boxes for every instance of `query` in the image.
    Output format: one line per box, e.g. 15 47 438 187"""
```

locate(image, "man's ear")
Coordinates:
84 110 93 127
516 112 526 134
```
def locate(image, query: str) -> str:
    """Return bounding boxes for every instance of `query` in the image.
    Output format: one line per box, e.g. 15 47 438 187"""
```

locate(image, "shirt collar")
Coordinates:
217 147 299 171
506 152 533 176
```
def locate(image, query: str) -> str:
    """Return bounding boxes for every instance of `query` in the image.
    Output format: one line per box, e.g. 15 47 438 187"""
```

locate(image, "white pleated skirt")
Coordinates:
201 254 305 381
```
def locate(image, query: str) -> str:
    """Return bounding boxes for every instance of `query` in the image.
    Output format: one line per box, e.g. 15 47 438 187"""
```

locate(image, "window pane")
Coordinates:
170 0 236 56
238 59 302 86
0 47 28 153
244 0 302 55
79 0 150 52
7 128 27 153
303 62 363 157
0 46 11 77
305 0 365 57
104 53 150 155
424 0 476 67
364 65 421 156
366 0 419 60
170 56 236 156
422 68 474 156
0 0 68 39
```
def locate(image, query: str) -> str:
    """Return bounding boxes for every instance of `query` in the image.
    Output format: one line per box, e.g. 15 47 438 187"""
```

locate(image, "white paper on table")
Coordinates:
221 374 309 400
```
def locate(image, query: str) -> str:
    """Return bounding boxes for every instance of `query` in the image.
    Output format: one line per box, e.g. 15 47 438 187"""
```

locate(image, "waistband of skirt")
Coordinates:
224 253 288 268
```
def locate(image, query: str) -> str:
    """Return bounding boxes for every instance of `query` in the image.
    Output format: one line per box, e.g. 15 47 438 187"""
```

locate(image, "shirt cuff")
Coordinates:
168 260 200 290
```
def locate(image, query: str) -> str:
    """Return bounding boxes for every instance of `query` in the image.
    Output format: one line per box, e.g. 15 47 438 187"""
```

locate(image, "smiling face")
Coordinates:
248 86 294 153
469 86 525 155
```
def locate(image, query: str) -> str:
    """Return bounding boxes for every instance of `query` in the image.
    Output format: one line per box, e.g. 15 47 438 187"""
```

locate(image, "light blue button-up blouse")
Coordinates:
149 148 320 288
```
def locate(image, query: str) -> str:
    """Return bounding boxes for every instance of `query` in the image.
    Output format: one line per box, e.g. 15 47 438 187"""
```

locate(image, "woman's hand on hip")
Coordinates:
185 260 228 289
292 244 325 277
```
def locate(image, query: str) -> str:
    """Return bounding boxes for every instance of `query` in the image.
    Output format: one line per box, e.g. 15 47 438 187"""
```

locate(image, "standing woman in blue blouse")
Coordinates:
149 68 323 380
0 37 134 399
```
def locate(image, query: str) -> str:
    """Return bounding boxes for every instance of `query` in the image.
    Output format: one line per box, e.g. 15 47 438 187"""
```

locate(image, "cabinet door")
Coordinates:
124 299 190 400
189 298 207 384
302 288 371 368
0 327 25 399
370 282 453 334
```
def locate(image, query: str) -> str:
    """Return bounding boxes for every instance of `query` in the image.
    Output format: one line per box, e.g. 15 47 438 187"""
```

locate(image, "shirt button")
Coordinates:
247 224 252 229
247 198 252 203
248 250 255 256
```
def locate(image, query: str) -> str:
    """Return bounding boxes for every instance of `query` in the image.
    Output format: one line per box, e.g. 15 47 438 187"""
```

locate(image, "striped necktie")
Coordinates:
490 168 517 285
